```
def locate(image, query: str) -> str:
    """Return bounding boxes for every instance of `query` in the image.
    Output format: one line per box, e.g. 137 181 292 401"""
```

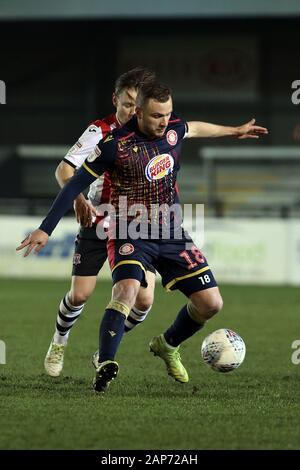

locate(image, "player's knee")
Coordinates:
202 296 223 319
69 290 90 306
113 280 140 309
135 300 153 312
207 297 223 317
190 295 223 321
134 292 154 312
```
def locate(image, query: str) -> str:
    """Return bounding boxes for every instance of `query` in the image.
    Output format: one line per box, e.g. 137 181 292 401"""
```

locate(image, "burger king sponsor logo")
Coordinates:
145 154 174 181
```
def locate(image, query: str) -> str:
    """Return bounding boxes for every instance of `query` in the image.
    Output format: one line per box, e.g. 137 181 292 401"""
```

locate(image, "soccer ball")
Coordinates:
201 328 246 373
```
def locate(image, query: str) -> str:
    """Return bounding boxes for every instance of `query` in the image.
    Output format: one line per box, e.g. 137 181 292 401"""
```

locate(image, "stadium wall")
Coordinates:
1 215 300 285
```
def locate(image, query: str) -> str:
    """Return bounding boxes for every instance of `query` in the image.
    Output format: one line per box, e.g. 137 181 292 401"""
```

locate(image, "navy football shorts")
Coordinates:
72 226 156 277
72 226 108 276
107 233 217 296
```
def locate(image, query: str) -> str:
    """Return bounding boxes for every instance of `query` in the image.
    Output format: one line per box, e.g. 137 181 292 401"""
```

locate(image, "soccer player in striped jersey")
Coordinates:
44 68 156 377
17 82 268 391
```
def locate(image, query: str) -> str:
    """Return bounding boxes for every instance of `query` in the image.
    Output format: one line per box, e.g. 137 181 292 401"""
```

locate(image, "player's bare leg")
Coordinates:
44 275 97 377
150 287 223 383
125 270 155 331
45 270 155 377
69 275 98 306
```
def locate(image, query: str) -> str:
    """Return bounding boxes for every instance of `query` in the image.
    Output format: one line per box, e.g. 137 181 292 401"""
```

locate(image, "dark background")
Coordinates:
0 16 299 214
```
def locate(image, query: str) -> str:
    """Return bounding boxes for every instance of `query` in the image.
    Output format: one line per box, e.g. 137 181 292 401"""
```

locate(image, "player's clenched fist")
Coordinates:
16 229 49 257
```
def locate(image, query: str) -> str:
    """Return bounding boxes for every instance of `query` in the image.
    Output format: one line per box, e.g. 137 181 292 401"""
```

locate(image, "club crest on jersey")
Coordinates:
145 154 174 182
87 145 101 162
166 130 178 146
119 243 134 255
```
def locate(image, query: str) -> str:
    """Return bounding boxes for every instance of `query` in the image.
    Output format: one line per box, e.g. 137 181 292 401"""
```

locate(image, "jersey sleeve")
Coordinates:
82 133 117 178
168 113 189 140
39 168 96 236
63 121 110 169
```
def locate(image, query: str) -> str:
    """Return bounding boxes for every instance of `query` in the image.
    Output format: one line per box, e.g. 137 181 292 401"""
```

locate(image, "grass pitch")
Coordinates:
0 279 299 450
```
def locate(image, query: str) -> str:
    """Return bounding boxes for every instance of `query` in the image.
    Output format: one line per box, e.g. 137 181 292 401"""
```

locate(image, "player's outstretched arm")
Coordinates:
16 167 96 257
17 135 116 257
235 119 269 139
56 160 97 228
186 119 268 139
55 160 76 187
16 229 49 258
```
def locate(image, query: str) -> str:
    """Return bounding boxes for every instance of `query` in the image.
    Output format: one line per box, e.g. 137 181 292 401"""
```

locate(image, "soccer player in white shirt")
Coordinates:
44 68 156 377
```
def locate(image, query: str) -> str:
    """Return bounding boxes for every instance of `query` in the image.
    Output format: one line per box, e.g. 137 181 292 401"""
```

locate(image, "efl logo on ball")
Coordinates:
145 154 174 181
